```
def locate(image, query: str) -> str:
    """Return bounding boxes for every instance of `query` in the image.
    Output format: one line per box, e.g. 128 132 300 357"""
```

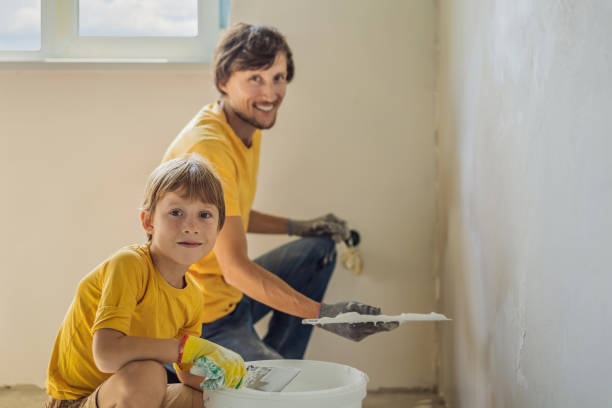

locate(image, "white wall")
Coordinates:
0 0 437 389
437 1 612 406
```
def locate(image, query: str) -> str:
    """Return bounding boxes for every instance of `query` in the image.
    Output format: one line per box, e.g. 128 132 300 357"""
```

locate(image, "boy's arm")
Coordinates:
216 216 321 319
92 328 181 373
93 329 246 389
92 252 181 373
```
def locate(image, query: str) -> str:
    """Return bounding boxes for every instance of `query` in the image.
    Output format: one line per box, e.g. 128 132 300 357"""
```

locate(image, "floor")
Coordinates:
364 390 446 408
0 384 446 408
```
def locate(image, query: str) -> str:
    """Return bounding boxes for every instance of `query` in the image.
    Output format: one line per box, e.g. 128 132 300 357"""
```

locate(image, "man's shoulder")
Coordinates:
165 103 233 157
190 102 231 138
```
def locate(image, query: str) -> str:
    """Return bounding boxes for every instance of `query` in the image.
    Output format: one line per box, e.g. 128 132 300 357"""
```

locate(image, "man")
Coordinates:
163 23 397 366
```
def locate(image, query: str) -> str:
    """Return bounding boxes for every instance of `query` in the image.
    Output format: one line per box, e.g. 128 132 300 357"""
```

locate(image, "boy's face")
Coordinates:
220 52 288 130
142 190 220 270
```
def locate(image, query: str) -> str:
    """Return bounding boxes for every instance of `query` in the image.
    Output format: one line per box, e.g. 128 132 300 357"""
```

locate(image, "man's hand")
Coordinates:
177 335 246 390
318 301 399 342
287 213 349 241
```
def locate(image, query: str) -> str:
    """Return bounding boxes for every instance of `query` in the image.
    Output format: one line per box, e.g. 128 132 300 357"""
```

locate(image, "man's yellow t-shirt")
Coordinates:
45 244 203 400
163 102 261 322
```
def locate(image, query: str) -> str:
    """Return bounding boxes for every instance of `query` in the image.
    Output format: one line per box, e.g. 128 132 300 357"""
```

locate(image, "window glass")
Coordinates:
0 0 41 51
79 0 198 37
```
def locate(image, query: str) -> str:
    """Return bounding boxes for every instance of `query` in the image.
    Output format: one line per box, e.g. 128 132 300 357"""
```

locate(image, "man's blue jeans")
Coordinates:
167 236 336 381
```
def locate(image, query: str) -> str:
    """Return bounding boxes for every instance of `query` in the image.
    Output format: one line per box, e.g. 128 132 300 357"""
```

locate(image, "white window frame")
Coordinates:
0 0 226 63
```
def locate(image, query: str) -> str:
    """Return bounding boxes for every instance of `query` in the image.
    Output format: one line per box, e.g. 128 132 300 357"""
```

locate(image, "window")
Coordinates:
0 0 41 51
0 0 229 63
79 0 198 37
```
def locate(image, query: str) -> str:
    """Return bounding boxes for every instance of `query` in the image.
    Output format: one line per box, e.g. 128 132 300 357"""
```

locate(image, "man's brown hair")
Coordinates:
213 23 295 94
142 154 226 240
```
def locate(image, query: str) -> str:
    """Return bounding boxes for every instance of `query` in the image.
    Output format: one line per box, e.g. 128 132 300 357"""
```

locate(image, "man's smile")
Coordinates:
254 102 276 112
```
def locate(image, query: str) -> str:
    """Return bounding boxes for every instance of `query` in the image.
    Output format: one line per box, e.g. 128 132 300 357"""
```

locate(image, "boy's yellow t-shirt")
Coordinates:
163 102 261 322
45 244 203 400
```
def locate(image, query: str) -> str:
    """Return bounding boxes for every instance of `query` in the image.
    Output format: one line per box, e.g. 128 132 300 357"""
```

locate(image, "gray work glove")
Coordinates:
318 301 399 342
287 213 349 241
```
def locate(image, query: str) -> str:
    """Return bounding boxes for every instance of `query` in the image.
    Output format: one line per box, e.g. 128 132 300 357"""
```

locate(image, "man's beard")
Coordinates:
235 108 277 130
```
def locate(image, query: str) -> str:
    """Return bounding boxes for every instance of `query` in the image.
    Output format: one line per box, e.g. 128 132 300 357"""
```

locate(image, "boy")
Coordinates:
44 155 246 408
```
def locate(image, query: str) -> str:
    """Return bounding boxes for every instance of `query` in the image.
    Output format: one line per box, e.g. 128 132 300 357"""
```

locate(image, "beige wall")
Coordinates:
0 0 437 389
437 1 612 406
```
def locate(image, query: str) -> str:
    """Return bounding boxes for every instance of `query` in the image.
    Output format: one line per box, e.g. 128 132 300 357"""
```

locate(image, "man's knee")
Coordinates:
242 338 283 361
215 325 282 362
113 360 167 408
300 236 336 268
307 235 335 252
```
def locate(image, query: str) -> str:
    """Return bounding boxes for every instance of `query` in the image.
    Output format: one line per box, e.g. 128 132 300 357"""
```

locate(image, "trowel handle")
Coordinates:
344 229 360 247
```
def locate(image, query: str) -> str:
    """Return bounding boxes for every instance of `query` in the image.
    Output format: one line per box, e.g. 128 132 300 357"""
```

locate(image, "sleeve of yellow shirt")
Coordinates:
187 141 241 217
179 320 203 339
91 250 147 336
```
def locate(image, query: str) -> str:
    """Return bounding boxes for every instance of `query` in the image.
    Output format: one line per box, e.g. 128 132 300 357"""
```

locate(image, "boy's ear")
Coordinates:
140 210 153 235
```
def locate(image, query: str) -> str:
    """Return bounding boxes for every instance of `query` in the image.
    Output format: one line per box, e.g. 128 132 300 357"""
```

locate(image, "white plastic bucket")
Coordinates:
204 359 369 408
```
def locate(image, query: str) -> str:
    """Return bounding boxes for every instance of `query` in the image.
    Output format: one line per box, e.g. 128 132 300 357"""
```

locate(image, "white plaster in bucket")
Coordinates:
204 360 368 408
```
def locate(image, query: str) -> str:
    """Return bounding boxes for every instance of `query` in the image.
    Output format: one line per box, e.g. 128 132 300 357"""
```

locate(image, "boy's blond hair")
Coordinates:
142 154 225 240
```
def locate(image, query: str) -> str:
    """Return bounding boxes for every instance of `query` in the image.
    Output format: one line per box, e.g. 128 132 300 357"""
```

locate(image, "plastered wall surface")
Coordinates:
0 1 437 389
437 1 612 407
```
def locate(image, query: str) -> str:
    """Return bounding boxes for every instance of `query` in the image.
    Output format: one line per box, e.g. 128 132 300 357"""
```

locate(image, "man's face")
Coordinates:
220 52 288 130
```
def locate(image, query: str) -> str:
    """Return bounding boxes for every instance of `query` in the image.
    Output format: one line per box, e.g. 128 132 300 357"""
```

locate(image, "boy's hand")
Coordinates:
178 335 246 389
173 362 206 391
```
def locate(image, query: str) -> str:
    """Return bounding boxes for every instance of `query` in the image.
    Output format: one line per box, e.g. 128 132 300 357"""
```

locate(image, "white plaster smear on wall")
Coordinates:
437 0 612 407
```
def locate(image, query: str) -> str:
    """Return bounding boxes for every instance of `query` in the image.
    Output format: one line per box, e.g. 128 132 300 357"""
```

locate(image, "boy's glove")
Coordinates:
318 301 399 342
177 335 246 390
287 213 349 241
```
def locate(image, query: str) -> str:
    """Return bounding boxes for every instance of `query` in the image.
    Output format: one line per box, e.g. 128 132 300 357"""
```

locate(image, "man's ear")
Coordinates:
140 210 153 235
218 80 229 95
